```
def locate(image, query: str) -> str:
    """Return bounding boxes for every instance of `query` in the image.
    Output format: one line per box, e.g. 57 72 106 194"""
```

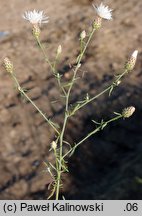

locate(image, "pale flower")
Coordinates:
132 50 138 59
23 10 49 25
57 45 62 55
51 141 57 150
125 50 138 71
80 30 86 39
122 106 135 118
3 57 13 74
93 3 112 20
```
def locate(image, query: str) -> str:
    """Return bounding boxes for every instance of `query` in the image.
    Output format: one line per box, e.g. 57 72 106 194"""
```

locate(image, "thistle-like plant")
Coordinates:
3 3 138 200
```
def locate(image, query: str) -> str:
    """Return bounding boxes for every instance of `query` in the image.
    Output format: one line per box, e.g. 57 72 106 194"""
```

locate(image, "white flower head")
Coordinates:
93 2 112 20
23 10 49 25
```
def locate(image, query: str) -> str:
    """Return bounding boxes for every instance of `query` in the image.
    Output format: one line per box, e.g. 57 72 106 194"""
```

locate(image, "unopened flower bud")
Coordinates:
116 80 121 85
3 57 13 74
51 141 57 150
125 50 138 71
80 30 86 39
57 45 62 55
77 63 81 69
57 73 60 79
32 25 40 39
122 106 135 118
115 80 121 86
92 17 102 30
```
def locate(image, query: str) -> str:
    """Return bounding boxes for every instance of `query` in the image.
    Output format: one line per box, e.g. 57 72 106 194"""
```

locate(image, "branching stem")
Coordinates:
12 74 59 135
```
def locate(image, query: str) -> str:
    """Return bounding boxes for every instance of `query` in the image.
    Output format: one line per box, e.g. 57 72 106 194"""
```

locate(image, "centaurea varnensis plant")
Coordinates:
3 3 138 200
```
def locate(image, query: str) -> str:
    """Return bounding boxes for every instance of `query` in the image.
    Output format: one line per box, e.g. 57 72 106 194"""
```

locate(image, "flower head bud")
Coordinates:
77 63 81 69
116 80 121 86
51 141 57 150
80 30 86 40
3 57 13 74
57 45 62 55
122 106 135 118
92 17 102 30
125 50 138 71
32 25 40 39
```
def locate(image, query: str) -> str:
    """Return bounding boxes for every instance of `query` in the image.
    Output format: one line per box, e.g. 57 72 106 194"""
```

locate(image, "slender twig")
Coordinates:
36 38 67 97
66 27 96 111
74 115 122 150
63 114 122 158
36 38 54 71
70 70 128 115
11 74 60 135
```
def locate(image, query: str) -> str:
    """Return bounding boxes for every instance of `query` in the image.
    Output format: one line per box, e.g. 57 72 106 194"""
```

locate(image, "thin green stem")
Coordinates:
56 75 67 97
75 115 122 149
12 74 59 135
63 114 122 158
66 27 96 111
37 38 67 97
79 86 111 110
36 38 54 71
55 114 68 200
72 70 128 114
55 27 96 199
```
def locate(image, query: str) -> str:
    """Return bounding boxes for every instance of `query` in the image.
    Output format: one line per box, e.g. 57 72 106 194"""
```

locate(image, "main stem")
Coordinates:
55 27 96 200
55 114 68 200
